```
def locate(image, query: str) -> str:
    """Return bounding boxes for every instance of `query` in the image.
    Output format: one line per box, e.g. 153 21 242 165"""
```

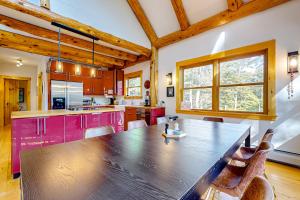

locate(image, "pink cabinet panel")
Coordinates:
65 115 84 142
41 116 65 147
84 113 101 128
12 118 42 176
150 108 165 125
100 112 112 127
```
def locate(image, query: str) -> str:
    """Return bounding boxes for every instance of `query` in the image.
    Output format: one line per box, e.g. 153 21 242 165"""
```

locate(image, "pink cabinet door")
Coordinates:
65 115 84 142
114 111 124 133
100 112 112 127
12 118 42 176
41 116 65 147
84 113 100 129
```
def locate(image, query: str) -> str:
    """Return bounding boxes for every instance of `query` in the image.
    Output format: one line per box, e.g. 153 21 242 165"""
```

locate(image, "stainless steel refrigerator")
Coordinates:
51 80 83 110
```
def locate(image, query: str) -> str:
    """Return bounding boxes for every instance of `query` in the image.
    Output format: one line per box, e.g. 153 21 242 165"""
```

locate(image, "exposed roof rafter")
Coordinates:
0 0 151 57
155 0 291 48
127 0 158 44
0 29 122 67
227 0 243 11
0 14 139 62
171 0 190 31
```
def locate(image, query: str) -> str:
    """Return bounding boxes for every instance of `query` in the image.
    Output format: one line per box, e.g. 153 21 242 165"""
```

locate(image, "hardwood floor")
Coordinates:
0 126 20 200
0 125 299 200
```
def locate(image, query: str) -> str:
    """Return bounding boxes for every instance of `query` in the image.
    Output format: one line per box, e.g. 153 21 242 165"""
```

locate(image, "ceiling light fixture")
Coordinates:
56 27 63 73
16 58 23 67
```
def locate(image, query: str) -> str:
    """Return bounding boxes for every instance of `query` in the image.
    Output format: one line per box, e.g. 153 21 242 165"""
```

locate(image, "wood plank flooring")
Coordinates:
0 125 299 200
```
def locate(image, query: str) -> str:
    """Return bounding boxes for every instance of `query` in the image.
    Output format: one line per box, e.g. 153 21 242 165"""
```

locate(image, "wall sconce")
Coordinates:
90 68 96 77
287 51 299 99
75 64 81 76
166 73 173 85
56 61 63 73
288 51 299 73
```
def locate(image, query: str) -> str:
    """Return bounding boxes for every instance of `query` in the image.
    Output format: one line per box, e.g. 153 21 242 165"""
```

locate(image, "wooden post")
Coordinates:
0 76 4 127
150 46 158 106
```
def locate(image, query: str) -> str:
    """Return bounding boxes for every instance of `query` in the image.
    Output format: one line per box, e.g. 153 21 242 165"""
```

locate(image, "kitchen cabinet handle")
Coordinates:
37 118 40 136
80 115 83 129
44 118 46 135
85 115 87 128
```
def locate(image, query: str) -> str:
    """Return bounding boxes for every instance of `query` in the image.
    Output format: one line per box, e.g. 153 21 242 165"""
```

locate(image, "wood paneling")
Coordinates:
4 80 19 125
170 0 190 30
0 0 151 57
0 30 122 67
0 77 4 127
150 46 158 106
0 14 138 62
155 0 290 48
124 55 150 68
127 0 158 44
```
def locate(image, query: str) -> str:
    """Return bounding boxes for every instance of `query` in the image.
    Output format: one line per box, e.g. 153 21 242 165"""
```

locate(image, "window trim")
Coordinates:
176 40 276 121
124 70 143 99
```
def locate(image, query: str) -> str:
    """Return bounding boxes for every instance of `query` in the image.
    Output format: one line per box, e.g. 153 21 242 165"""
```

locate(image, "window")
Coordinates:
177 40 276 120
124 71 142 99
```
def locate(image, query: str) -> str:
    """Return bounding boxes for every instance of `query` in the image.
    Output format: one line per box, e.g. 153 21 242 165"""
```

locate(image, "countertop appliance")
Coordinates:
51 80 83 110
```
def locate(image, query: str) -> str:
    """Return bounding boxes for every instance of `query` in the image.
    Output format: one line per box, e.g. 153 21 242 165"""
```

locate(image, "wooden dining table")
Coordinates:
20 119 251 200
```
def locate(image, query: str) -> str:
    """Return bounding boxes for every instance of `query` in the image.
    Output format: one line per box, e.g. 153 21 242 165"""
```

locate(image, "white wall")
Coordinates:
0 61 38 110
123 61 150 105
27 0 151 48
158 1 300 162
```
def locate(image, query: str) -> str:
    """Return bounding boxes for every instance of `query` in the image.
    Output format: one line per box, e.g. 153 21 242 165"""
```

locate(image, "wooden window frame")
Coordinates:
176 40 276 121
124 70 143 99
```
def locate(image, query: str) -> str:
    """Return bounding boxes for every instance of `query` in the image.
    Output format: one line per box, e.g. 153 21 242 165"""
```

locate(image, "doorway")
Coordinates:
0 76 31 126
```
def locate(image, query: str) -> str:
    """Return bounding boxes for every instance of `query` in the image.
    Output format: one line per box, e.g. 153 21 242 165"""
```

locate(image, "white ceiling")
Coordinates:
0 47 45 67
138 0 228 37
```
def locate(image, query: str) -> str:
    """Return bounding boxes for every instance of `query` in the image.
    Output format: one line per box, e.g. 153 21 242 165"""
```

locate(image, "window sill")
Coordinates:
176 109 277 121
124 96 143 100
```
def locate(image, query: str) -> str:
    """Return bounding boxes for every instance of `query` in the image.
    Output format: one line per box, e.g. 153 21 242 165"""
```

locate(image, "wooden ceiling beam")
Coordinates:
155 0 290 48
0 14 138 62
0 0 151 57
227 0 243 11
0 29 122 67
124 55 150 68
127 0 158 44
171 0 190 31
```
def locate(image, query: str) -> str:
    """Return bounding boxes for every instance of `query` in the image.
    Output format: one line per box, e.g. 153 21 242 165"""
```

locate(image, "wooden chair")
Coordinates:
241 176 274 200
231 129 274 165
127 120 148 131
203 117 224 123
84 126 115 139
212 142 274 198
156 117 168 125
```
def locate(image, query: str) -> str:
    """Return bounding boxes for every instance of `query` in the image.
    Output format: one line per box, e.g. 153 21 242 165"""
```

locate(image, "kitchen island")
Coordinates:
11 108 124 178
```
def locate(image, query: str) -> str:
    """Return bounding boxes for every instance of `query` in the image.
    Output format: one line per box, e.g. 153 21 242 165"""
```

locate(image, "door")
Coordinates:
4 79 19 125
11 118 42 175
41 116 65 147
100 112 112 127
65 115 84 142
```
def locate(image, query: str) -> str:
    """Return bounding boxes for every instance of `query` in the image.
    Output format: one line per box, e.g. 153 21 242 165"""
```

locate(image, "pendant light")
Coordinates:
56 27 63 73
91 39 96 77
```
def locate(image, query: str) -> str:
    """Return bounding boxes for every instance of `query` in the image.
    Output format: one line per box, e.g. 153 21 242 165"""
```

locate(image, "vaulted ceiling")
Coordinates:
127 0 290 48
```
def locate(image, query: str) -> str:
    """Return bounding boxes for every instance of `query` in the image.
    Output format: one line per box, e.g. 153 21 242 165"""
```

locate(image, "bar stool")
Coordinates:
212 142 274 198
231 129 274 165
85 126 115 139
128 120 148 130
241 176 274 200
203 117 224 123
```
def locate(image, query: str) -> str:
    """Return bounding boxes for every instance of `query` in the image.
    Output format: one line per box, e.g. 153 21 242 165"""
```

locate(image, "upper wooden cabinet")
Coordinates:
102 70 114 93
49 61 119 96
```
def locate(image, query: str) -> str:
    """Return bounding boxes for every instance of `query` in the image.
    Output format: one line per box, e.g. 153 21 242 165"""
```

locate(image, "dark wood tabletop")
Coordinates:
21 119 251 200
